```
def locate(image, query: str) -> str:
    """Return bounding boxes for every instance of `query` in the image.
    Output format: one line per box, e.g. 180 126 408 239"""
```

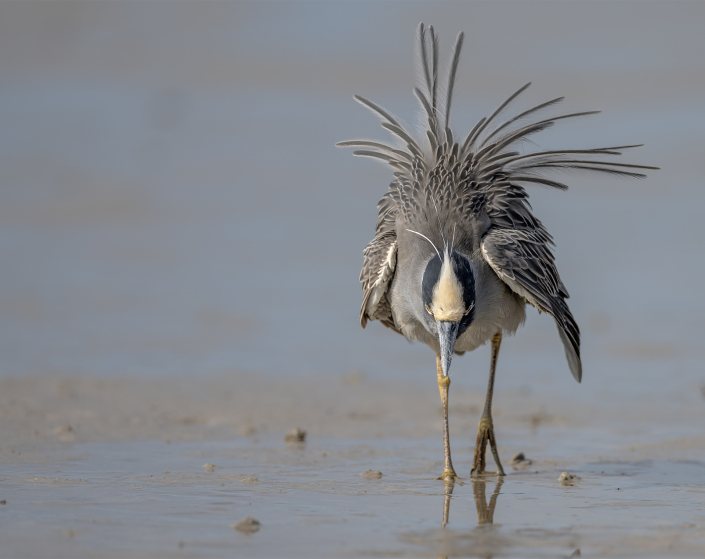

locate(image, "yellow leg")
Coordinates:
437 353 457 480
471 332 506 477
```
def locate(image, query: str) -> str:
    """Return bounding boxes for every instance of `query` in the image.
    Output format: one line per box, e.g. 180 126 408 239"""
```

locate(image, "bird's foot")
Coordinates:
471 415 505 477
437 467 458 481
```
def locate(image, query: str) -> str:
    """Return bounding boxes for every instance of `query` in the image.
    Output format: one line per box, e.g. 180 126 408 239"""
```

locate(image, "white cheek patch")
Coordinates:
430 255 466 322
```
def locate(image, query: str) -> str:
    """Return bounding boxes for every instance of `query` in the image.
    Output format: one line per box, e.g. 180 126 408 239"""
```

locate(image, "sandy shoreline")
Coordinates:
2 370 704 461
1 372 705 557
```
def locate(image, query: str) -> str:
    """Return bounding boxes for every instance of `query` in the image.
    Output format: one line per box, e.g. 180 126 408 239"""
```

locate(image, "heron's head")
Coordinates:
421 248 475 377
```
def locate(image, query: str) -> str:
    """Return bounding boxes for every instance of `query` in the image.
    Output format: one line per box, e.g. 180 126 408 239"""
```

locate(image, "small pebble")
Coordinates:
233 517 261 534
360 469 383 479
284 428 307 443
511 452 533 469
202 463 216 472
558 471 580 485
0 500 6 505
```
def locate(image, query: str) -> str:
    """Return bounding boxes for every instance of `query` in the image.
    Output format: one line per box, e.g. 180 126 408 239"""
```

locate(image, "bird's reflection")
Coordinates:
437 477 579 559
441 479 454 528
441 476 504 528
473 476 503 525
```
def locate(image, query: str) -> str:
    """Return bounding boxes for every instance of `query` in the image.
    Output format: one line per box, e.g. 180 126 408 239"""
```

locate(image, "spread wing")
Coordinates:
481 226 582 382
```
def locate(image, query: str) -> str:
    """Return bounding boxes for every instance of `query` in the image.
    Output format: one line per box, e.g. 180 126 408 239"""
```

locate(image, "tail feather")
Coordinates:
557 323 582 383
554 301 581 383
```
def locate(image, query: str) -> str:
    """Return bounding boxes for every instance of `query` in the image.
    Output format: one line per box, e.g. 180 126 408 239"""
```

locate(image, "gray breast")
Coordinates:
453 255 526 354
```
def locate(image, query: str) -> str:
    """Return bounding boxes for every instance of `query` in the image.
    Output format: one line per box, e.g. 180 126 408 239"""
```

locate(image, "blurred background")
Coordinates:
1 1 703 405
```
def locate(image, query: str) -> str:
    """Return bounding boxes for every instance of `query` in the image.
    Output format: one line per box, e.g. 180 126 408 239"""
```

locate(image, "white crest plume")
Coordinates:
430 196 448 253
407 229 442 260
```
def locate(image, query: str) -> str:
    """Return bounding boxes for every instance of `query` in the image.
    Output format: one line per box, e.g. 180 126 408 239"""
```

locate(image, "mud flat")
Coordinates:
1 371 704 558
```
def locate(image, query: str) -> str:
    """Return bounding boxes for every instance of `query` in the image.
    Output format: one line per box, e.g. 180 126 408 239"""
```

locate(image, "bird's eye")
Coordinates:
425 304 434 316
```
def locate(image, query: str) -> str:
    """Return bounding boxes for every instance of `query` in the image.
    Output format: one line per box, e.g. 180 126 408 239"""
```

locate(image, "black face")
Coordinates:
421 251 476 335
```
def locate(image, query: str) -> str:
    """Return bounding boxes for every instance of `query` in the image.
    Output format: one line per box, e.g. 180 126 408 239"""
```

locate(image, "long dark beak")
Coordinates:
437 320 460 378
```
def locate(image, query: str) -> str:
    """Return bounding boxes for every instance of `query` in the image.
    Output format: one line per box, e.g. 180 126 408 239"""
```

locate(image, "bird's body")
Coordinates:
393 249 527 356
376 190 528 358
340 23 657 478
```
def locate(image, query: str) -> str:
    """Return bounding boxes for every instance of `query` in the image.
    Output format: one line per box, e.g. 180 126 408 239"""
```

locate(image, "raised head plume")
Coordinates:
336 22 659 192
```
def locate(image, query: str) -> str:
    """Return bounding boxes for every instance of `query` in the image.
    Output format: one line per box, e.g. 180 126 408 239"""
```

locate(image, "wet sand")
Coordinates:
1 372 704 558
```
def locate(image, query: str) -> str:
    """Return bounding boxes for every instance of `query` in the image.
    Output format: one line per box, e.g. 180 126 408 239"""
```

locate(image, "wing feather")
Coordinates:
359 231 398 332
481 228 582 382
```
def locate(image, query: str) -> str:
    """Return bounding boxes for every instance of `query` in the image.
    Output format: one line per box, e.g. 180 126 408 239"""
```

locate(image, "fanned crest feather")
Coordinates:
338 23 658 382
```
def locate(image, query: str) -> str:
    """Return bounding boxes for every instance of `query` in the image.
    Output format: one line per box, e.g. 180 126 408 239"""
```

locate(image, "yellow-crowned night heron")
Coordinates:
339 24 657 478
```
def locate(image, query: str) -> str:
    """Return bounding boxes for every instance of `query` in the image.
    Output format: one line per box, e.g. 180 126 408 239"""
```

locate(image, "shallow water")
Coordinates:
2 429 705 558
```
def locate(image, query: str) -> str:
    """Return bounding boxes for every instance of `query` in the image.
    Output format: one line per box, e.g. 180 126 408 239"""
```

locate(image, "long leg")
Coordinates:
471 332 506 476
436 353 457 480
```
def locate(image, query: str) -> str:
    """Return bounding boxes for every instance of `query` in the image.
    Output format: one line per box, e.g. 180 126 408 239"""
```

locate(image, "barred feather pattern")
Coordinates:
339 23 657 377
